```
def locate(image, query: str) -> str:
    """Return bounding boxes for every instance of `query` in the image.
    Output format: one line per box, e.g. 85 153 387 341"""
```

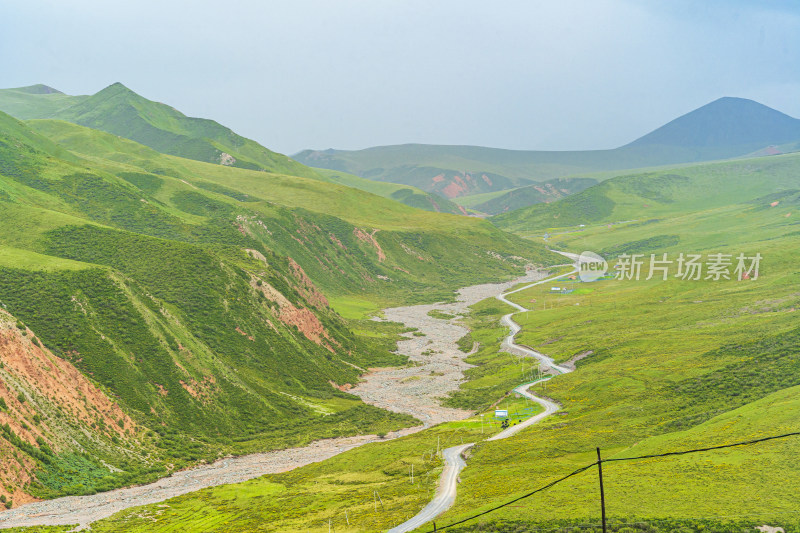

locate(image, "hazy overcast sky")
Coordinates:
2 1 799 154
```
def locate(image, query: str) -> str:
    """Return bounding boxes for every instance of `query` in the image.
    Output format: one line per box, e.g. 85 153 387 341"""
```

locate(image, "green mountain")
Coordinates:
51 82 314 176
0 83 467 215
0 109 555 503
294 97 800 202
0 82 310 175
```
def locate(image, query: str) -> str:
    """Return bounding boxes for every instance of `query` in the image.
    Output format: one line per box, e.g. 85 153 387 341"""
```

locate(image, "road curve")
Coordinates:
387 443 474 533
486 381 560 442
387 265 578 531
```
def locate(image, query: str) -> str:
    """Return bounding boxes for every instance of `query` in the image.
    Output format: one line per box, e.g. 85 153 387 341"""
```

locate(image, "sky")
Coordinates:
2 0 799 155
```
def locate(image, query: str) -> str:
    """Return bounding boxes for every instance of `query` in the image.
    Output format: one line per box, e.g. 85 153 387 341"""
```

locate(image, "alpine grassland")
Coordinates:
23 118 555 312
42 152 800 532
424 158 800 529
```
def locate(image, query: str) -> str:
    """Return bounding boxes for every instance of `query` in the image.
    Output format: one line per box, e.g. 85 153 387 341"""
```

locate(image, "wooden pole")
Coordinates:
596 447 607 533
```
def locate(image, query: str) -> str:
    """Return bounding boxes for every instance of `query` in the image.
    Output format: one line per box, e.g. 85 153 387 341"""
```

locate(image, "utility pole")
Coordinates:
345 510 349 526
597 447 607 533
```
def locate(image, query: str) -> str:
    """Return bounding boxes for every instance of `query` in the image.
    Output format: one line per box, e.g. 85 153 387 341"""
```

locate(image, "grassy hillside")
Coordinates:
492 152 800 233
50 83 317 176
0 83 314 176
469 176 598 215
23 119 554 310
314 168 467 215
0 85 85 120
0 109 556 502
0 84 468 216
64 154 800 531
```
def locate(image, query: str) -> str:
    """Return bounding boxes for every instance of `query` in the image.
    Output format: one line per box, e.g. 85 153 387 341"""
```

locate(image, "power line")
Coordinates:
425 430 800 532
428 462 598 531
604 430 800 463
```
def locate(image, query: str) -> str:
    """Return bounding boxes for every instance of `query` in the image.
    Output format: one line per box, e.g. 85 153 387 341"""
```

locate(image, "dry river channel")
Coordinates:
0 269 552 531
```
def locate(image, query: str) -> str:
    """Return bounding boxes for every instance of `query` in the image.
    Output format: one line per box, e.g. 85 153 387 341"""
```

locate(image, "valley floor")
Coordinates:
0 269 547 531
349 268 549 427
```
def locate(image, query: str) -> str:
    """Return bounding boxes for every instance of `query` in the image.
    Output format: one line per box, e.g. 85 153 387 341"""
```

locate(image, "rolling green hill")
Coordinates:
492 152 800 233
310 168 467 215
0 83 469 216
468 176 598 215
0 109 556 503
52 82 315 176
0 85 86 120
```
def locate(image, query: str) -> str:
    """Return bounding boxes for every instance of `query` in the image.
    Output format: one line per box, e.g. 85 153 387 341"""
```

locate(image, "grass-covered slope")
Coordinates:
0 85 85 120
0 84 468 216
50 83 316 176
0 110 555 502
492 152 800 233
24 119 554 305
0 114 418 498
469 176 598 215
0 83 314 176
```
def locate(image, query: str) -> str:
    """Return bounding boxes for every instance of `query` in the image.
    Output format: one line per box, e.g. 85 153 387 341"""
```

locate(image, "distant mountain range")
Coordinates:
294 97 800 213
5 85 798 218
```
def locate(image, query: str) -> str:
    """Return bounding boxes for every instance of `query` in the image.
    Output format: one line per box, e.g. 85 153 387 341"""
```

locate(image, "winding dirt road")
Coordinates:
387 443 474 533
389 263 578 532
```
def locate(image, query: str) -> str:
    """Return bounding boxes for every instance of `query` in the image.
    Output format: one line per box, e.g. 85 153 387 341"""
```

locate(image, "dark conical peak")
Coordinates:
627 96 800 149
698 96 787 114
14 84 63 95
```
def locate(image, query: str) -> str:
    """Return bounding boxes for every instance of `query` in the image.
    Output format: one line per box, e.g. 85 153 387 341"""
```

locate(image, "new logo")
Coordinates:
578 251 608 282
